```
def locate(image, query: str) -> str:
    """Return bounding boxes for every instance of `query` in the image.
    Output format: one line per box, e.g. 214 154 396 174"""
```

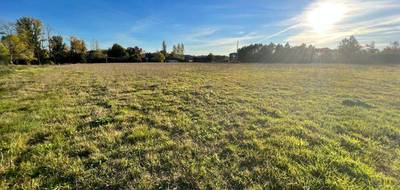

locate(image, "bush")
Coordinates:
0 42 10 64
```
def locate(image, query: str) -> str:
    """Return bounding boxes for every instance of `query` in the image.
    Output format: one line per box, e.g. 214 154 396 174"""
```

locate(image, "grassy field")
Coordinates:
0 63 399 189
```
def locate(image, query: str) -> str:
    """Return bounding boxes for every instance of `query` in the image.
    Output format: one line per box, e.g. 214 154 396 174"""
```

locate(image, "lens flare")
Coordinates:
306 2 348 33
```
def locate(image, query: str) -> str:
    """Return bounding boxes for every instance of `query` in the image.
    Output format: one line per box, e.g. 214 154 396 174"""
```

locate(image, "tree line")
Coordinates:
237 36 400 64
0 17 196 64
1 17 399 65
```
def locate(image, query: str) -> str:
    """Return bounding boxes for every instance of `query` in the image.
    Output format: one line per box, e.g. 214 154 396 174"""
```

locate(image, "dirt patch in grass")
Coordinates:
342 99 374 108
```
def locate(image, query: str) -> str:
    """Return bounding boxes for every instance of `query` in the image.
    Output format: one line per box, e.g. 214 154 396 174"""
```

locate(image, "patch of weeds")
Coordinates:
125 124 166 144
96 100 113 109
0 65 15 76
69 142 100 158
88 116 115 128
28 131 51 145
342 99 374 108
260 107 283 118
85 153 108 168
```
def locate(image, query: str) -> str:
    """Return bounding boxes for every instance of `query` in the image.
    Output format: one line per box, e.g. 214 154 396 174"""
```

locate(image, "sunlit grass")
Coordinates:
0 63 399 189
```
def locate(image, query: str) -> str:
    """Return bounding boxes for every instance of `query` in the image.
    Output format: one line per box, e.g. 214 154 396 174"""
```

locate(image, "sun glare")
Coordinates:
306 2 347 34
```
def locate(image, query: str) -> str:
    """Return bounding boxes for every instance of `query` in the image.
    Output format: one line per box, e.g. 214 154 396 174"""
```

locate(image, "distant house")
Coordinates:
229 53 238 63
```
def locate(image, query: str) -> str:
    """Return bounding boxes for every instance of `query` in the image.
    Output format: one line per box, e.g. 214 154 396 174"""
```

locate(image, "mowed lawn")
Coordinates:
0 63 399 189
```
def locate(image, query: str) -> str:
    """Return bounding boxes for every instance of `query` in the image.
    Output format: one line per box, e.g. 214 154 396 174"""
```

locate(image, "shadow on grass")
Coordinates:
342 99 374 108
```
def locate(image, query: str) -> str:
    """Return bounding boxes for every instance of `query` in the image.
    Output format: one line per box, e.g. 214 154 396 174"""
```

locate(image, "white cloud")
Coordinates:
183 27 219 41
101 0 400 54
129 17 160 33
284 0 400 48
178 25 263 55
253 24 302 44
104 17 160 49
186 32 262 55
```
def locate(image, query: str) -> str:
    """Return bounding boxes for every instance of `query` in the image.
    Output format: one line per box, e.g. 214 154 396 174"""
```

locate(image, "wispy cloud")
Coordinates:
129 17 160 33
91 0 400 54
202 32 261 47
178 25 258 55
253 24 302 44
218 0 400 51
283 0 400 48
183 27 219 41
186 32 262 55
288 15 400 46
106 17 160 48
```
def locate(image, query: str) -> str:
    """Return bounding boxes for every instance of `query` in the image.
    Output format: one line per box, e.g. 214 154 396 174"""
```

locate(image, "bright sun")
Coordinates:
307 2 347 33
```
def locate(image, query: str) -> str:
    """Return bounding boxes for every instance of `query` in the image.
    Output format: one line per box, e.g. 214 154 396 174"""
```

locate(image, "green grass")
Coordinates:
0 63 399 189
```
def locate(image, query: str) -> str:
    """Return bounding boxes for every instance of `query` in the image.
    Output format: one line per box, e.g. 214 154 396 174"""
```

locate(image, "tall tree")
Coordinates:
69 36 87 63
338 36 361 63
0 42 10 64
380 41 400 63
177 44 182 55
161 41 167 56
365 42 379 54
151 52 165 62
108 44 126 58
207 53 214 62
87 49 107 63
45 25 53 52
127 46 144 62
171 43 184 60
389 41 400 50
49 35 66 63
177 43 184 55
94 40 100 51
1 35 35 64
259 43 275 63
172 45 177 54
15 17 44 64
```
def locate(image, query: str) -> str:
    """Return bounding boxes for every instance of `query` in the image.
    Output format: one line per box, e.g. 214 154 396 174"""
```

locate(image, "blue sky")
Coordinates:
2 0 400 55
